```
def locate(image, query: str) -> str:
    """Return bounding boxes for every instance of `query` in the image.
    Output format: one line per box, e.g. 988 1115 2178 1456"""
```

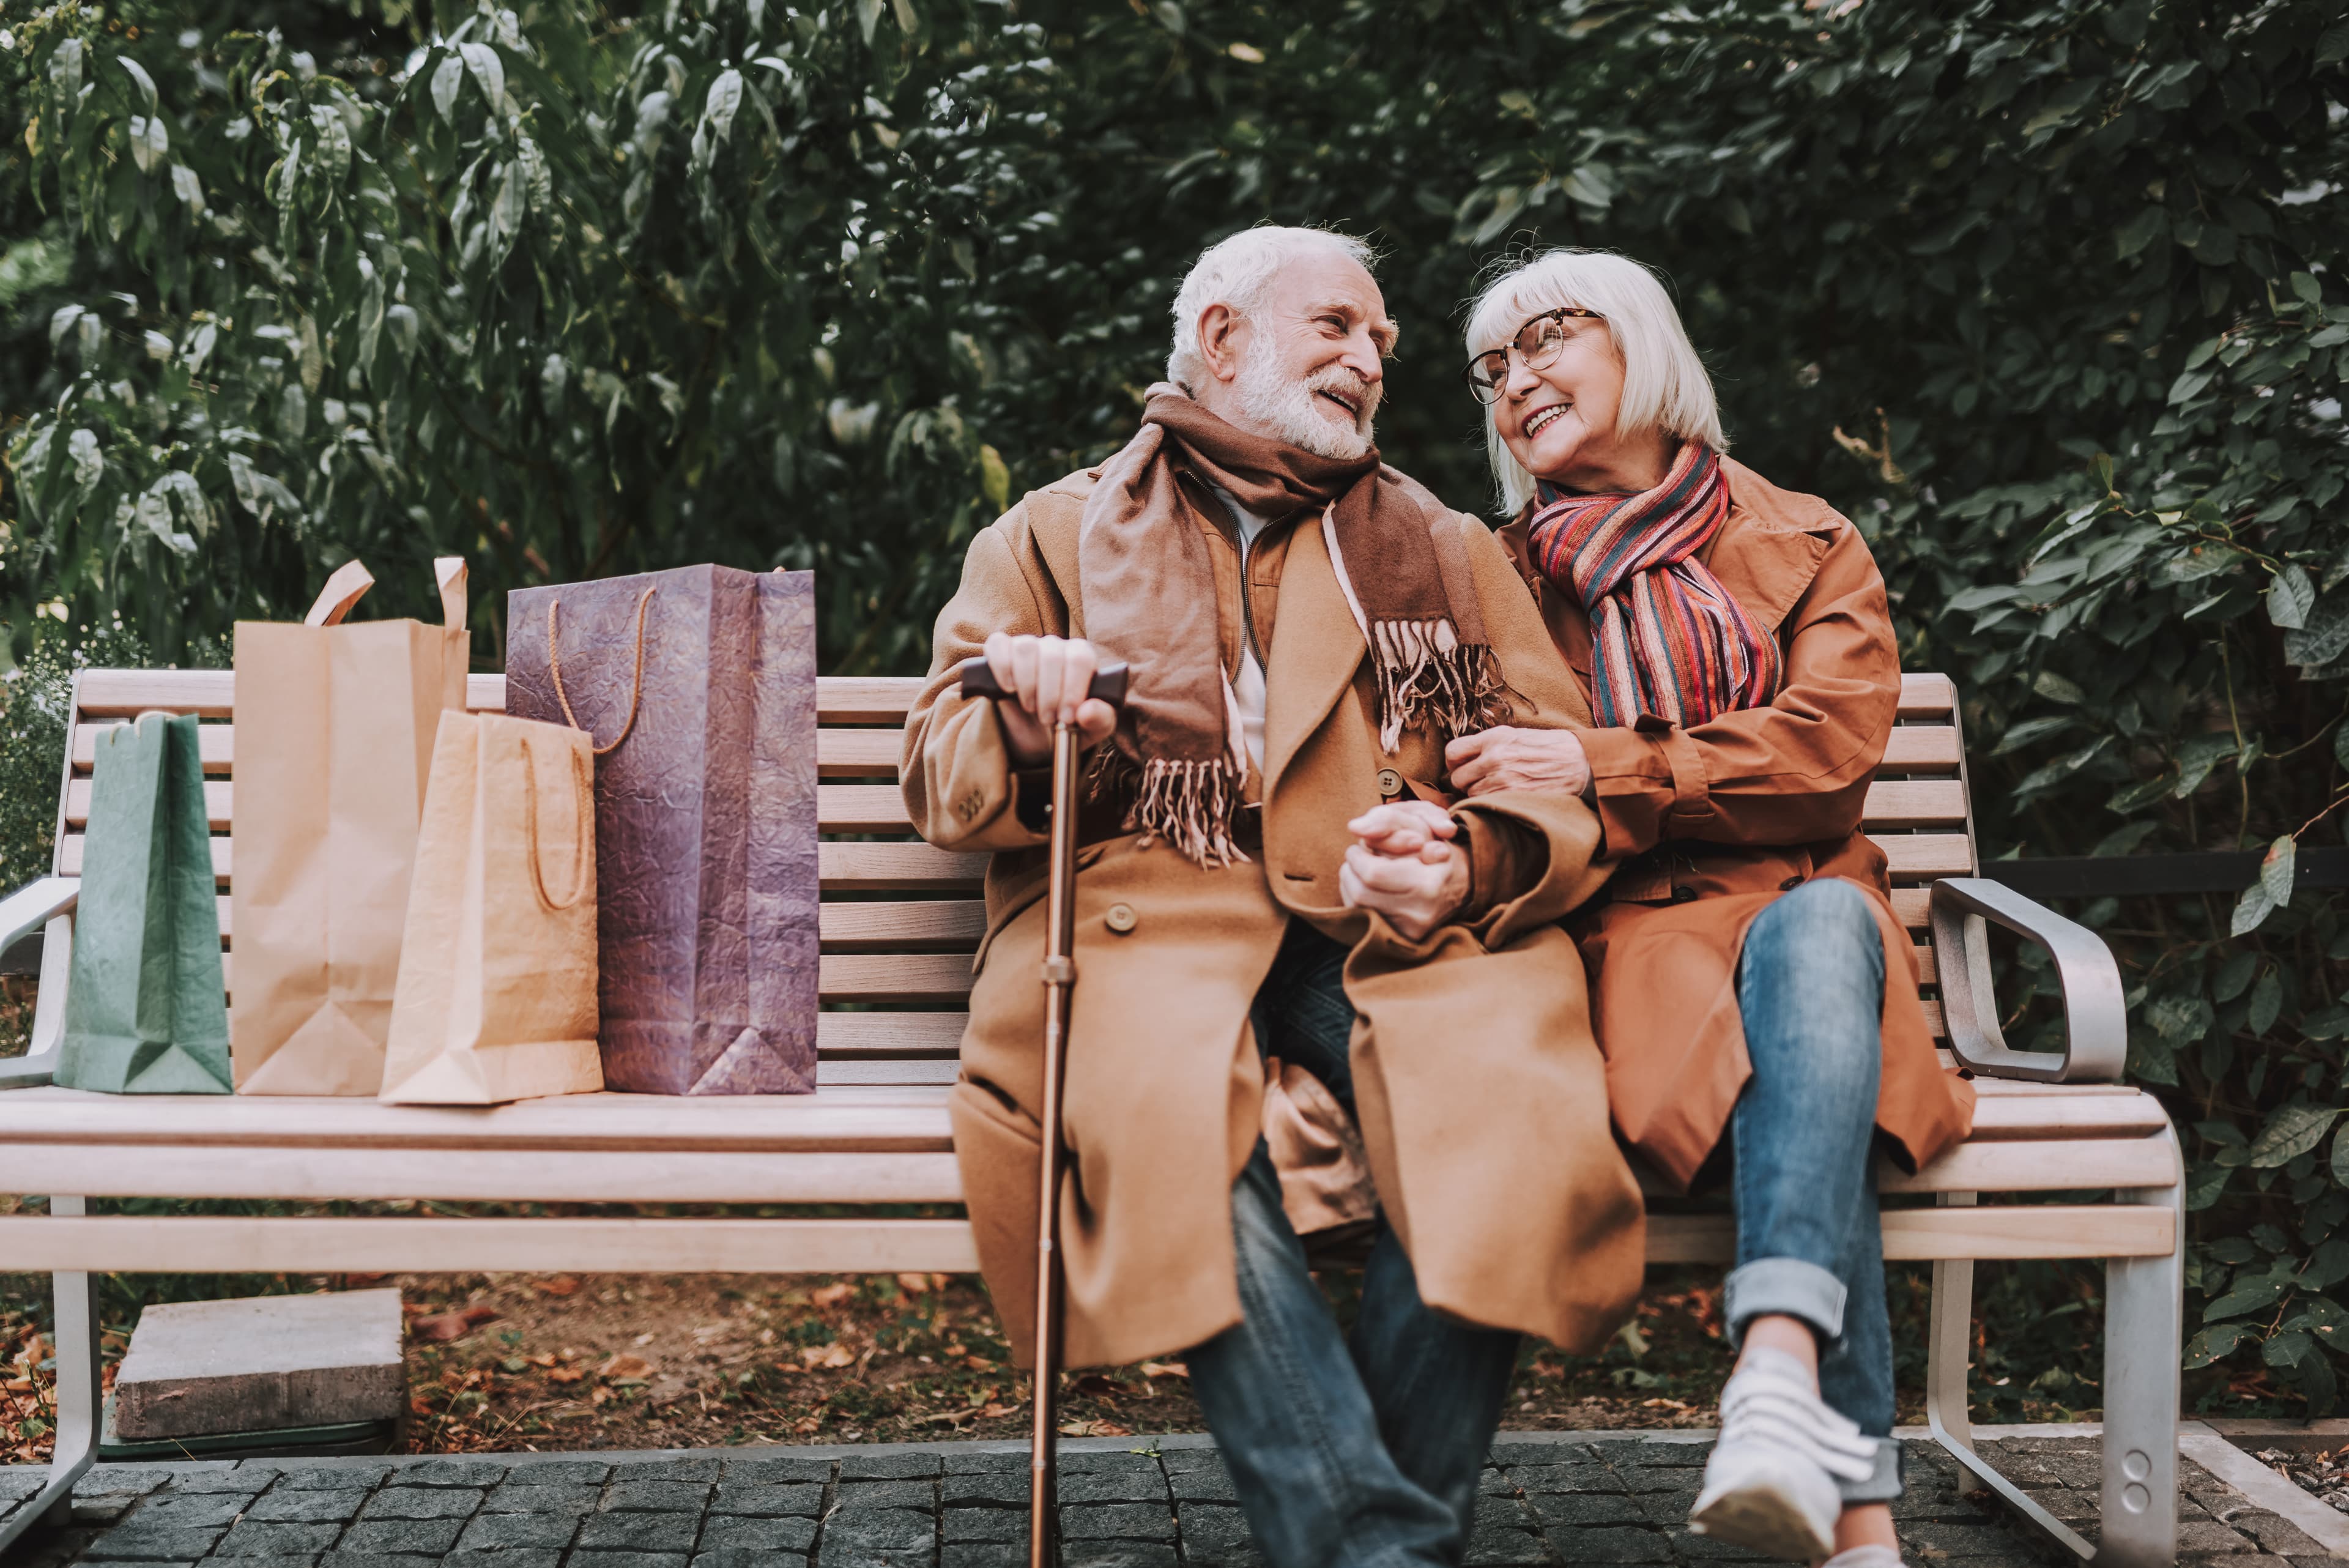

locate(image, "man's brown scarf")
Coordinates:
1079 385 1507 866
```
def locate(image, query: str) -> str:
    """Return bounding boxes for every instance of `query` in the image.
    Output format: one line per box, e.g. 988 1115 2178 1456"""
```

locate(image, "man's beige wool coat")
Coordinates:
901 464 1646 1370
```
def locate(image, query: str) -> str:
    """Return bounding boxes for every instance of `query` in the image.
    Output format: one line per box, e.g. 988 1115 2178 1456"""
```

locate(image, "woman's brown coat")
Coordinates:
902 464 1645 1370
1495 457 1976 1192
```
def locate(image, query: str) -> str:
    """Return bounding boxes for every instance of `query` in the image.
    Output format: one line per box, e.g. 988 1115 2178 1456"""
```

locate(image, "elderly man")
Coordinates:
901 227 1642 1568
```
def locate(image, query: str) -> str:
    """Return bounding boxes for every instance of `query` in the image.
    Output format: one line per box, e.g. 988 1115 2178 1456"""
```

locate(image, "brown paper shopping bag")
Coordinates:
230 558 470 1094
378 712 602 1105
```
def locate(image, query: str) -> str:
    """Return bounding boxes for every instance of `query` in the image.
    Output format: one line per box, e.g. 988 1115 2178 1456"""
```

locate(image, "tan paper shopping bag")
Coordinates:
378 712 603 1105
231 558 470 1094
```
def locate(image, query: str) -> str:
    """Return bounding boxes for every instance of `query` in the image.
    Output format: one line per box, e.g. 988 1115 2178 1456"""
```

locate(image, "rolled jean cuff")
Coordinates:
1723 1257 1847 1348
1838 1436 1904 1504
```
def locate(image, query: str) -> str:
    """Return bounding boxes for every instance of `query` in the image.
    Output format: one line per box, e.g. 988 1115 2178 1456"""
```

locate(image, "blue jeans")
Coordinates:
1726 877 1903 1503
1185 921 1521 1568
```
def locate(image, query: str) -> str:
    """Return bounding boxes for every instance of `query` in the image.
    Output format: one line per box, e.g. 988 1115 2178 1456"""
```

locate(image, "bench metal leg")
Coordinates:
1923 1143 2183 1567
2091 1134 2183 1568
0 1197 101 1553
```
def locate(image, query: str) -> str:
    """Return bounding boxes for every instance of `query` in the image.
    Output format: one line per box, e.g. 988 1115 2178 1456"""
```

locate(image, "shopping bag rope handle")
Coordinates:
547 584 656 756
521 735 594 912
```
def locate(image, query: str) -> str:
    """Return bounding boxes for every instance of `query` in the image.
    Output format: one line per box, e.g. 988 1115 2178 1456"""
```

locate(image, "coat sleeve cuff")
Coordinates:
920 697 1051 852
1579 722 1713 855
1452 809 1545 926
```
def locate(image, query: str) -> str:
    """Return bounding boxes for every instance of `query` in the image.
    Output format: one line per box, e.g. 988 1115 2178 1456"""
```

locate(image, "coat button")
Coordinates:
1671 885 1698 904
1104 903 1138 934
1780 875 1805 891
1376 768 1404 798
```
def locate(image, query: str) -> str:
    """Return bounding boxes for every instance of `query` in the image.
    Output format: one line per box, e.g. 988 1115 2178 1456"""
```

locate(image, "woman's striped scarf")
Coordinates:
1524 444 1781 728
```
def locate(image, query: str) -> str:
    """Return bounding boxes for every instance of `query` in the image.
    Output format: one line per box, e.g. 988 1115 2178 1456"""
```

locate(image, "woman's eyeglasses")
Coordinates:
1461 307 1605 405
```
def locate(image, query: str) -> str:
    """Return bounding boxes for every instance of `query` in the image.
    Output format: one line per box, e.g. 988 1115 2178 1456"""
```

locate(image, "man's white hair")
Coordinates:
1167 226 1378 392
1463 249 1725 513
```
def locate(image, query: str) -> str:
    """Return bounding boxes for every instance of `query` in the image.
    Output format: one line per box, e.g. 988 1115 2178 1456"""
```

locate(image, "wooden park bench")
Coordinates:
0 667 2178 1566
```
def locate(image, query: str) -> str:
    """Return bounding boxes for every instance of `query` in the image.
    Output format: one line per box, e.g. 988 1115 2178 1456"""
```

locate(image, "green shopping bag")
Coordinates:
57 711 233 1093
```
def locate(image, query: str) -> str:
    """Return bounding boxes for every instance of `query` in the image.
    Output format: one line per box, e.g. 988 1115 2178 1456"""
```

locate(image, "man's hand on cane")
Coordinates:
982 633 1119 765
1341 800 1469 940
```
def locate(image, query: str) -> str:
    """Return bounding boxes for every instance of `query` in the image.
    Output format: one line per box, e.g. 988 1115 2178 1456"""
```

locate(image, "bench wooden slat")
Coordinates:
818 841 985 891
0 1146 966 1205
820 902 988 950
73 710 1961 781
73 668 235 718
1877 834 1974 880
822 1057 960 1087
1880 727 1961 773
0 1214 982 1274
1648 1202 2172 1264
821 954 973 1003
1880 1135 2175 1194
1962 1091 2169 1139
817 1013 968 1056
0 1085 954 1151
65 778 1975 838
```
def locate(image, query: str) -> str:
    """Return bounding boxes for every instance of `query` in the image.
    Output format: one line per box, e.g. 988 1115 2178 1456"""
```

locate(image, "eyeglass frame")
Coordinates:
1461 306 1606 405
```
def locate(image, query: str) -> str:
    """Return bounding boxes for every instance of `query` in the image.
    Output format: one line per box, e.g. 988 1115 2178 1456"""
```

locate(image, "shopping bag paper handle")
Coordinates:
305 560 376 626
548 585 656 757
521 732 594 912
435 557 469 631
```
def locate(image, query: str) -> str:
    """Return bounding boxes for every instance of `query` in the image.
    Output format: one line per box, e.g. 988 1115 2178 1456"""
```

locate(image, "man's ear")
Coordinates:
1197 303 1248 385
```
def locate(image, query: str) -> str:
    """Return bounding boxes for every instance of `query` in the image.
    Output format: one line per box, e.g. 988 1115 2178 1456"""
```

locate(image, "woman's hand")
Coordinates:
1340 801 1469 941
982 632 1119 767
1446 726 1590 798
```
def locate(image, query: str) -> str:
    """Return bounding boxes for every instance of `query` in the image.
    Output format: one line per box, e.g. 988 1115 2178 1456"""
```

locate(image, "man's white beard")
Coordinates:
1233 351 1379 461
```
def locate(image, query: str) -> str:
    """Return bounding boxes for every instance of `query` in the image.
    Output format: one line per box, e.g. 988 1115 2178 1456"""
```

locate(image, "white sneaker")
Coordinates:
1688 1347 1880 1562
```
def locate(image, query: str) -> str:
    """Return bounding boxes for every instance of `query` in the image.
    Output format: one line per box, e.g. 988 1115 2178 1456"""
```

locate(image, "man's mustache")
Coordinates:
1307 367 1381 425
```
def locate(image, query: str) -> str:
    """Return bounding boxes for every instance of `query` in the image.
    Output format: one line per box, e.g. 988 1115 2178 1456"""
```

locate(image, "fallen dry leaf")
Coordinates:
1139 1361 1189 1380
963 1354 996 1372
524 1353 557 1367
799 1342 856 1370
410 1313 477 1342
538 1276 581 1296
809 1283 854 1308
460 1305 502 1326
547 1367 587 1384
598 1353 655 1381
896 1273 931 1295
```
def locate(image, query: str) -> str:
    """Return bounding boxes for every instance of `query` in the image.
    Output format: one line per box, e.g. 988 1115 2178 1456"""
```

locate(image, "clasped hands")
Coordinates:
1341 726 1594 940
973 634 1595 940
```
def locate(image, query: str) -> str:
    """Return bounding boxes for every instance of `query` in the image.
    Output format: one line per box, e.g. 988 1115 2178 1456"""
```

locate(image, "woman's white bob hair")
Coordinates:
1463 249 1725 515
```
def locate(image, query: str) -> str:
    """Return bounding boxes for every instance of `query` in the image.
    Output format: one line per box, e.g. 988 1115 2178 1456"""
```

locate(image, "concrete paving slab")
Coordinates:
111 1294 403 1443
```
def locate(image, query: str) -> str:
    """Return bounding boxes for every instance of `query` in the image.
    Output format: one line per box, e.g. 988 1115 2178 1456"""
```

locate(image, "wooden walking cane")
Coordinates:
955 653 1130 1568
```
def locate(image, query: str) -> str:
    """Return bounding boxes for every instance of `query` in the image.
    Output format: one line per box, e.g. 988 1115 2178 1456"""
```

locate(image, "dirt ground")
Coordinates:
3 1271 1742 1459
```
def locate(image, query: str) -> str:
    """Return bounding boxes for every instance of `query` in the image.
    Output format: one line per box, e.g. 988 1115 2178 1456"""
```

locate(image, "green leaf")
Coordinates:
703 69 743 144
431 53 464 121
2232 836 2296 937
459 42 506 114
2183 1322 2254 1368
2205 1276 2290 1320
2032 671 2085 705
2266 1328 2318 1369
2297 1296 2349 1349
2273 565 2317 631
2295 272 2325 305
2320 18 2349 64
979 444 1009 511
2173 732 2239 797
2250 972 2284 1038
2251 1104 2340 1168
2303 1238 2349 1290
1992 715 2074 755
117 56 157 111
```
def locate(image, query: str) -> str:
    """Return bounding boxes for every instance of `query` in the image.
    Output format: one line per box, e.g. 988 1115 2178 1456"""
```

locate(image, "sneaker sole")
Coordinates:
1688 1481 1837 1563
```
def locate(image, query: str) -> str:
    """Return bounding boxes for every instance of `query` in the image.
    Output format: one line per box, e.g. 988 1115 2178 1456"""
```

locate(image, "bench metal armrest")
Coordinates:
1929 876 2125 1083
0 877 79 1090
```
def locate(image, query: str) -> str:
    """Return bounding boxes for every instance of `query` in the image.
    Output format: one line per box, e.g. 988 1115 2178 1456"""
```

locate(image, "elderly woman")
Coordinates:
1392 250 1972 1567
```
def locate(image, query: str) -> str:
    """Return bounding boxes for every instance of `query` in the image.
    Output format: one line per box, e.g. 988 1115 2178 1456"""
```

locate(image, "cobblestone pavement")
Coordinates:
1 1433 2339 1568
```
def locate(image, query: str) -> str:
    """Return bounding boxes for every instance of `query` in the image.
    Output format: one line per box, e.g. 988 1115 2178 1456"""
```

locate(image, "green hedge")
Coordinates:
4 0 2348 1412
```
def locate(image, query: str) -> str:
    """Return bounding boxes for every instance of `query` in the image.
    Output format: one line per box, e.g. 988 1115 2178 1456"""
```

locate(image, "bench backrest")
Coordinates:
52 669 1973 1085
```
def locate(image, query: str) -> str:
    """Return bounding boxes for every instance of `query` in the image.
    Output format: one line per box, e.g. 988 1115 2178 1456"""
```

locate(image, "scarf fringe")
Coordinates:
1368 620 1511 752
1123 755 1249 869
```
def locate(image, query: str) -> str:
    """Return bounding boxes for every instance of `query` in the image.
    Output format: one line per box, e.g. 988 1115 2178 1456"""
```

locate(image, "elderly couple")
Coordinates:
900 229 1975 1568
